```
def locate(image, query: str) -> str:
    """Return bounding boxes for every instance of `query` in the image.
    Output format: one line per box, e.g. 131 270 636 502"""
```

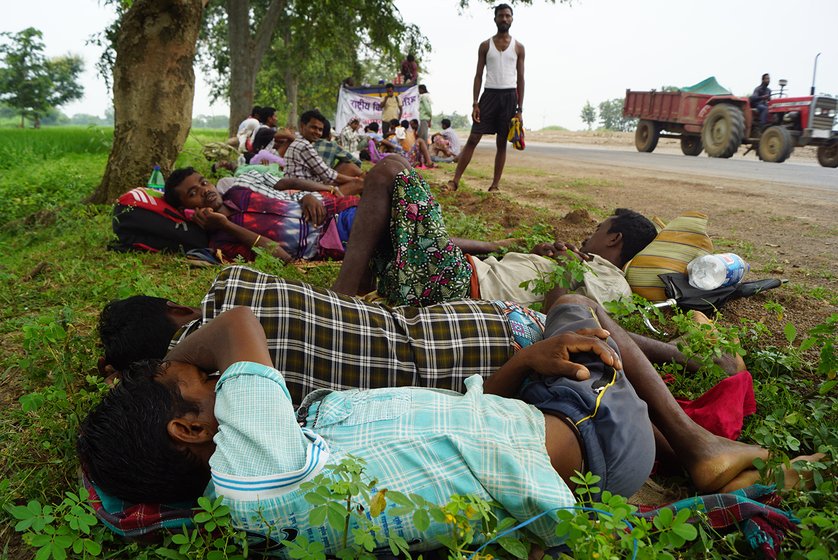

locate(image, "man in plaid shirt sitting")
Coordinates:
284 109 364 189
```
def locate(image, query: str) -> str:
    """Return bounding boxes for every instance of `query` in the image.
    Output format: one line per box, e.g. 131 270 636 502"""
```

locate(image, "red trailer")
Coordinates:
623 77 838 167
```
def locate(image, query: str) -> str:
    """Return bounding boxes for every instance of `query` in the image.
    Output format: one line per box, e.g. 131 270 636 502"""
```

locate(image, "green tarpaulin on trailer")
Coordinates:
680 77 732 95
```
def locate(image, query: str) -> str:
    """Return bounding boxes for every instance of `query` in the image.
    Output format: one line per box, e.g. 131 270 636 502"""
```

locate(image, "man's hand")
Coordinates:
191 207 229 231
524 328 622 380
472 105 481 124
531 241 591 262
301 194 326 226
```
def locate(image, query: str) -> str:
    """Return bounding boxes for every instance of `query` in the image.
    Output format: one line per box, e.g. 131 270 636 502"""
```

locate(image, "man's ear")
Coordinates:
606 231 623 247
167 417 215 445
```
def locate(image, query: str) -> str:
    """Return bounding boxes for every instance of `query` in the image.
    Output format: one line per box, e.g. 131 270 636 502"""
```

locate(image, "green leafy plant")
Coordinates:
519 250 594 296
155 496 249 560
6 487 103 560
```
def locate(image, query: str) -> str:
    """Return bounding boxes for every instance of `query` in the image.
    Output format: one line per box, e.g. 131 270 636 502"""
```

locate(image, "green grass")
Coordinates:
0 128 836 559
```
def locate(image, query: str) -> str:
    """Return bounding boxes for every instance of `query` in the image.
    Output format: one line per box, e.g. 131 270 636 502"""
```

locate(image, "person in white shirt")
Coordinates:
235 106 262 153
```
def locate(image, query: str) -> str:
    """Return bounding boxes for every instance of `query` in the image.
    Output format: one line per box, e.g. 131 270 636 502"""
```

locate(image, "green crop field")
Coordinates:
0 128 835 559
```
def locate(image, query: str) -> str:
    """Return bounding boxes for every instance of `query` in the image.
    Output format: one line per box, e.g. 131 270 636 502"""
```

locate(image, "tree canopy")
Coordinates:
0 27 84 127
197 0 429 131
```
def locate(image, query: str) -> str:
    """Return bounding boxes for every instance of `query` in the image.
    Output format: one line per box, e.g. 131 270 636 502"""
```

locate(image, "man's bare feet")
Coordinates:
686 434 770 493
720 453 827 493
488 185 500 193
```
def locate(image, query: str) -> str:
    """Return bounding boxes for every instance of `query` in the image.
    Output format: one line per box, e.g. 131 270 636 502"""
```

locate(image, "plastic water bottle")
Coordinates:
687 253 749 290
147 165 165 191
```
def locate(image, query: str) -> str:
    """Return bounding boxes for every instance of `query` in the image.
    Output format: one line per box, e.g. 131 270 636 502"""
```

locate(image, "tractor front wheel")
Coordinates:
680 135 703 156
701 104 745 158
817 139 838 168
758 126 794 163
635 120 660 152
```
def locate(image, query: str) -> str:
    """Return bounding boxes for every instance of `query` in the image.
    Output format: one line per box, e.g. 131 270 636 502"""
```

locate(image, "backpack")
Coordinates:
110 188 209 253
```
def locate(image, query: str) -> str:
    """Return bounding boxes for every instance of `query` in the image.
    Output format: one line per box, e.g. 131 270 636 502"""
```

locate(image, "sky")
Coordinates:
4 0 838 130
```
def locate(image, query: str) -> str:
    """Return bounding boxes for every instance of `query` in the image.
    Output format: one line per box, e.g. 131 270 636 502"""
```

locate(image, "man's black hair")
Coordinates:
99 296 180 371
359 148 371 161
300 109 327 126
608 208 657 267
762 73 769 80
441 118 452 128
389 118 400 127
321 118 332 139
77 361 210 504
257 106 276 123
385 83 394 89
494 3 513 16
418 84 428 94
400 119 410 128
367 122 380 132
407 54 415 62
252 127 276 153
249 106 261 117
163 167 196 208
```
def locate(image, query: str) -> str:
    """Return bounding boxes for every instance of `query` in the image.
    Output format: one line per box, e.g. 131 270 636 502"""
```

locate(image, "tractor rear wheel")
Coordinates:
817 139 838 168
680 135 703 156
635 120 660 152
701 104 744 158
758 126 794 163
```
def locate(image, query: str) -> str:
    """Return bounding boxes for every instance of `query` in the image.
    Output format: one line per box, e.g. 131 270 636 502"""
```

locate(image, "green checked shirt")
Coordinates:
314 138 362 168
171 266 518 404
207 362 574 556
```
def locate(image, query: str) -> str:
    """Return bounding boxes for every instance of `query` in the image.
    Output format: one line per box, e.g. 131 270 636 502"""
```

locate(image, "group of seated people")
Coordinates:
81 153 824 556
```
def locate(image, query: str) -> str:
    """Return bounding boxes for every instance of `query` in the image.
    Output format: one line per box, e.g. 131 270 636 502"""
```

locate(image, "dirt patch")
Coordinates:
427 131 837 335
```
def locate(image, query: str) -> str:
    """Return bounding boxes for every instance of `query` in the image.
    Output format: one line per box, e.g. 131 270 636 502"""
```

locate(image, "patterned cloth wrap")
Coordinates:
373 169 472 306
636 484 799 560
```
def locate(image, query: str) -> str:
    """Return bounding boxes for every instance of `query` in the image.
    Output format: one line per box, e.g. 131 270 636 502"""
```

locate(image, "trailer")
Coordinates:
623 77 838 167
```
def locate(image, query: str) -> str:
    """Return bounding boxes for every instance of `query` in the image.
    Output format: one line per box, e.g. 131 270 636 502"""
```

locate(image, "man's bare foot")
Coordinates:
488 185 500 192
441 180 458 193
720 453 827 492
687 435 770 493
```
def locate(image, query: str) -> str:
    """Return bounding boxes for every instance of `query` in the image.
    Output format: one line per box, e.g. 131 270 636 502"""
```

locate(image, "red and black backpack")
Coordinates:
110 188 209 253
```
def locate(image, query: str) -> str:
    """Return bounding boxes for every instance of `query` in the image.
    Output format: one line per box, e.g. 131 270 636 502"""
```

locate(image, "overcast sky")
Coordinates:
4 0 838 130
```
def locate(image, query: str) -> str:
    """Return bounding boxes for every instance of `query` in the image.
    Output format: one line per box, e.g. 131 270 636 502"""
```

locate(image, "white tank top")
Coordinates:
484 37 518 89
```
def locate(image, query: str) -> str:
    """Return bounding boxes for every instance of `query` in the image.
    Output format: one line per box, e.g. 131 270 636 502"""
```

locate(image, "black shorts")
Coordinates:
471 88 518 136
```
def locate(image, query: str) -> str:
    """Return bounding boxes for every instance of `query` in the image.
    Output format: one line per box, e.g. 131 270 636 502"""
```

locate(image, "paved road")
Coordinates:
509 141 838 194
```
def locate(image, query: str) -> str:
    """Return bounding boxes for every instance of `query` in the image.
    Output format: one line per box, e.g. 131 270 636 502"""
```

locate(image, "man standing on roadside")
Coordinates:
446 3 524 193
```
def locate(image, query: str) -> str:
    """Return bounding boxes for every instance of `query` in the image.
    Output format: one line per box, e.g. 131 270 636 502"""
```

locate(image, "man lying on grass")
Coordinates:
163 162 514 265
97 266 818 496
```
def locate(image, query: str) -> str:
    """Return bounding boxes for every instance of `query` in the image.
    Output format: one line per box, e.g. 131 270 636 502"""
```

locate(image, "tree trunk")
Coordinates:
226 0 286 137
88 0 204 204
284 68 299 128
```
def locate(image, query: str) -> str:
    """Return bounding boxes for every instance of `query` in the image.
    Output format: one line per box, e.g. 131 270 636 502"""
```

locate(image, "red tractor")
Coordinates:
623 79 838 167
